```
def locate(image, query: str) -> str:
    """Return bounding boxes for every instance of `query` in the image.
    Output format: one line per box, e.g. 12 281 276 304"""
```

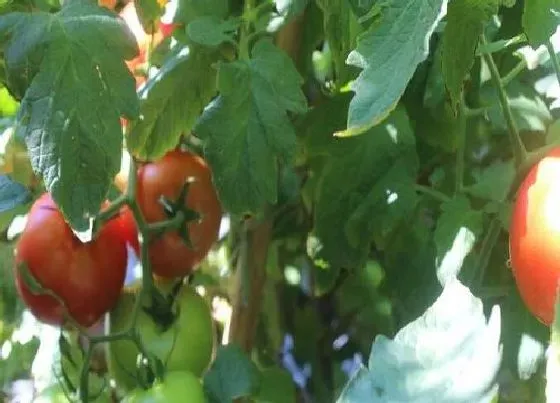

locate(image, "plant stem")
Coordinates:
455 103 467 195
229 216 272 351
413 184 451 203
546 40 560 86
481 34 527 168
78 345 94 402
470 217 502 288
501 59 527 87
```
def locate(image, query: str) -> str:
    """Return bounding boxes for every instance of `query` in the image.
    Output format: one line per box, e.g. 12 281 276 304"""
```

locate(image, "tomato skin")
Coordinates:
14 194 129 327
122 371 206 403
509 147 560 325
107 283 215 393
136 150 221 278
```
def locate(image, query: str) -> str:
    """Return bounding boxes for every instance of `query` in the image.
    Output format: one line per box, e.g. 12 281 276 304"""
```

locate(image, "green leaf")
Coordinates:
465 160 515 202
314 107 418 268
341 0 445 136
135 0 163 34
128 46 218 160
187 16 239 47
434 196 483 266
0 174 30 212
442 0 499 111
315 0 361 86
0 0 139 230
522 0 560 48
204 344 260 402
195 38 307 214
480 80 553 133
336 280 502 402
253 367 297 403
0 337 40 384
174 0 228 25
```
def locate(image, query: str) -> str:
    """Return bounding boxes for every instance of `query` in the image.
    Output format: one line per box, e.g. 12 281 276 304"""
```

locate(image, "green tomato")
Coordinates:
123 371 206 403
107 283 215 393
33 383 110 403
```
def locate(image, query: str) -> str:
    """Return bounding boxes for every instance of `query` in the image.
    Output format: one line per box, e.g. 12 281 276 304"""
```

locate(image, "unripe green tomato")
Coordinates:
122 371 206 403
106 283 215 393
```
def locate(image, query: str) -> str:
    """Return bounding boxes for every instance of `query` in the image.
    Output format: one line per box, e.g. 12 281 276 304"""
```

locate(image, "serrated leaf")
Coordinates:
195 38 307 214
341 0 445 136
442 0 499 111
314 107 418 268
204 344 260 402
128 46 217 159
337 279 502 403
0 337 39 384
434 196 483 267
465 160 515 202
0 174 30 212
0 0 139 230
522 0 560 48
174 0 228 26
187 16 239 47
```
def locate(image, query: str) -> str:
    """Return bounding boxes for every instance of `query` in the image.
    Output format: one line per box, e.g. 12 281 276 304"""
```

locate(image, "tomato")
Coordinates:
33 383 111 403
107 283 215 393
122 371 206 403
14 193 130 327
136 150 221 278
509 147 560 325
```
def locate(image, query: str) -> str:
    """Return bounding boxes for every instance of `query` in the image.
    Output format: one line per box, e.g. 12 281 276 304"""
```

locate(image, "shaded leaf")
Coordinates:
314 107 418 268
465 160 515 202
128 46 218 160
195 39 307 214
0 174 30 212
187 16 239 47
442 0 499 111
522 0 560 48
204 344 260 402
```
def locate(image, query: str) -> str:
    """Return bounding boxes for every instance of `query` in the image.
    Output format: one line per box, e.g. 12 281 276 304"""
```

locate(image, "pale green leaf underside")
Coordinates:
337 280 502 402
341 0 445 137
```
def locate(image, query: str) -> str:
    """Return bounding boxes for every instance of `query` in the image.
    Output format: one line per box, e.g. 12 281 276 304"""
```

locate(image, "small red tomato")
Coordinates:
510 147 560 325
14 193 131 327
136 150 222 278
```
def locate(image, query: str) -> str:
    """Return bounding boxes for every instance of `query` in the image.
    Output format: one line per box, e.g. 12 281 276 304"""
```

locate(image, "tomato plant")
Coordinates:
13 193 130 327
107 282 214 392
135 150 221 278
509 147 560 326
122 371 206 403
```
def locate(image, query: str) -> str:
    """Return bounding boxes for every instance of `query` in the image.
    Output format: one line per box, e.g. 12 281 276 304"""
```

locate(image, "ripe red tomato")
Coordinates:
136 150 221 278
509 147 560 325
14 193 131 327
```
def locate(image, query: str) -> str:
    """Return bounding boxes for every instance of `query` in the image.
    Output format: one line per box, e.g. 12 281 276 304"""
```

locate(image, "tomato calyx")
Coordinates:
155 178 201 249
142 280 184 332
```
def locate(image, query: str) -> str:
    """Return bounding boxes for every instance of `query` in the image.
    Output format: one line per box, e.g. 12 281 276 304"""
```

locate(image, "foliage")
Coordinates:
0 0 559 402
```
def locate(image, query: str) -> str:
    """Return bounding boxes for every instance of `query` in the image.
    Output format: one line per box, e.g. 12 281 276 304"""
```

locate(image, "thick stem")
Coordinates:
501 59 527 87
229 217 273 351
481 34 527 168
413 184 451 203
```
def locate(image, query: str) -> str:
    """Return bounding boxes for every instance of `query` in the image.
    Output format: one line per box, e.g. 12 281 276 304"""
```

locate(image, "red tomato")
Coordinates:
14 194 131 327
510 147 560 325
136 150 221 278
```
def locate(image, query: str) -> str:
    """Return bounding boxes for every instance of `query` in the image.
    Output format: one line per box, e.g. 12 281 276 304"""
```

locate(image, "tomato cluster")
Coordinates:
13 149 220 400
